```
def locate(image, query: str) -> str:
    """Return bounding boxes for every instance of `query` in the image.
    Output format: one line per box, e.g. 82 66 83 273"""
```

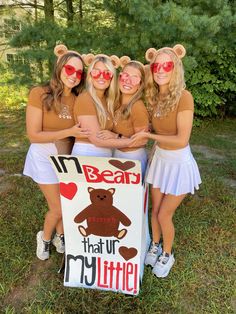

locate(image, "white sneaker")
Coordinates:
36 231 50 260
52 234 65 254
145 241 163 267
152 252 175 278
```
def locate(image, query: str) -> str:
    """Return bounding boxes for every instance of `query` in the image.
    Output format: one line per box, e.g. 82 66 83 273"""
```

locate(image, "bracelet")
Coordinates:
118 133 122 139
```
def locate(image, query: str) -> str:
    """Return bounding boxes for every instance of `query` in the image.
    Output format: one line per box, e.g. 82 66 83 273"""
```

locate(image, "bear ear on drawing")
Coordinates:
108 188 115 195
88 187 94 193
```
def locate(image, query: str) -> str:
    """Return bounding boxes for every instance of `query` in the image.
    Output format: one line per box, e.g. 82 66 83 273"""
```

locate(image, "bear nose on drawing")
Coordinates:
97 195 107 200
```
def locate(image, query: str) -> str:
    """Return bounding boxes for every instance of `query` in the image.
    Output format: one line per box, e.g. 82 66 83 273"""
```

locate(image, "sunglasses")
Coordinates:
90 69 113 80
63 65 83 79
151 61 174 73
119 72 141 86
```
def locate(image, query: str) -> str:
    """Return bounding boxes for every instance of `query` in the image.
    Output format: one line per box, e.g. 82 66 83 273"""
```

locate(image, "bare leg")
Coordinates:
38 183 63 241
55 219 64 236
157 193 186 253
151 187 165 243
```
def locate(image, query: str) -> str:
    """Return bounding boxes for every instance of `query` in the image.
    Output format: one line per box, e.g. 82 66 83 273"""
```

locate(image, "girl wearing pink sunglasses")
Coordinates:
131 45 201 278
72 54 140 157
97 58 149 179
23 45 90 261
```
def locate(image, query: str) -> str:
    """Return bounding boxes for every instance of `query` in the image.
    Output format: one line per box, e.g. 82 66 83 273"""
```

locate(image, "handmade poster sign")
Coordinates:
50 155 150 295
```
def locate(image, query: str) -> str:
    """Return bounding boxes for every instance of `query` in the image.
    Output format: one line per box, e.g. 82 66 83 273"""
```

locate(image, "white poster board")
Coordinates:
50 155 150 295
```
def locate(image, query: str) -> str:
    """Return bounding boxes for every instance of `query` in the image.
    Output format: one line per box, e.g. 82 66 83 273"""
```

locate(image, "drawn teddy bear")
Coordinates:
74 187 131 239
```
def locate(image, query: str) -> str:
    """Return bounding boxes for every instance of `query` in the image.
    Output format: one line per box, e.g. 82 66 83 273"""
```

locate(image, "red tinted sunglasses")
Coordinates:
119 72 141 86
63 65 83 79
90 69 113 80
151 61 174 73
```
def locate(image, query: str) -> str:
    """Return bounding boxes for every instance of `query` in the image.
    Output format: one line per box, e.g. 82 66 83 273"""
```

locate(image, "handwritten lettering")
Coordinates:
82 165 140 184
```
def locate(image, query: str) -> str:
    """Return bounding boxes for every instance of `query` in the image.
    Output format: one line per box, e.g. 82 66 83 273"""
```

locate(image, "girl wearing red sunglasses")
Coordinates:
23 45 90 261
131 45 201 278
97 58 149 179
72 54 139 157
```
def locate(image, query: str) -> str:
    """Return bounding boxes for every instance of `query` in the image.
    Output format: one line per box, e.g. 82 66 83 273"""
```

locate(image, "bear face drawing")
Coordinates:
74 187 131 239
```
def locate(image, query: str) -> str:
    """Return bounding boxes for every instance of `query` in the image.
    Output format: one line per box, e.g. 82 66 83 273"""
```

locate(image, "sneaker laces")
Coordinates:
158 253 169 265
58 234 65 246
43 241 50 252
149 243 159 255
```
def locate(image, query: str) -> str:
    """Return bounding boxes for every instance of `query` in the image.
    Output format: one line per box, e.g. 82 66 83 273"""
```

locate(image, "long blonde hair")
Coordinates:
86 56 118 129
145 49 185 118
115 61 145 120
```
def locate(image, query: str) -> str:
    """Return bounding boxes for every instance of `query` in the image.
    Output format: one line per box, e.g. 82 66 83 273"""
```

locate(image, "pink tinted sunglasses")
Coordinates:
151 61 174 73
90 69 113 80
119 72 141 86
63 65 83 79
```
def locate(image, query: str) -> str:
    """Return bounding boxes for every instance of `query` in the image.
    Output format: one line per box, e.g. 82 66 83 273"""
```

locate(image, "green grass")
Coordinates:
0 106 235 314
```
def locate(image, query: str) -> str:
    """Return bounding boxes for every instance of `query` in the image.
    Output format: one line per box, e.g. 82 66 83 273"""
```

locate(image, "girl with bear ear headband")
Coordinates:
72 54 141 157
131 44 201 278
97 56 149 179
23 44 90 261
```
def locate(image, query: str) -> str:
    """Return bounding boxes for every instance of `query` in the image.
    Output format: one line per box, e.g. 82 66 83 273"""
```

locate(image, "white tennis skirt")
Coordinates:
23 143 59 184
146 145 201 195
113 148 147 179
72 142 112 157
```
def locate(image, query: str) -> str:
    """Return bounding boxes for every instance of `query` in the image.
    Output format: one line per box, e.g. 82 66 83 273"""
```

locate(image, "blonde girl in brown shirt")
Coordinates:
23 45 89 260
72 54 137 157
97 58 149 179
131 45 201 277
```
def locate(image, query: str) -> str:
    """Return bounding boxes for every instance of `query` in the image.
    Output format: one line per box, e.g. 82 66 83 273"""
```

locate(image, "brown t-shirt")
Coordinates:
151 90 194 149
113 100 149 152
74 91 113 143
27 86 76 132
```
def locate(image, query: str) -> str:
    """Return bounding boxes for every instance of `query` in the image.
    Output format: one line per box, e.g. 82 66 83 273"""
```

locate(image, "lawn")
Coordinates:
0 104 235 314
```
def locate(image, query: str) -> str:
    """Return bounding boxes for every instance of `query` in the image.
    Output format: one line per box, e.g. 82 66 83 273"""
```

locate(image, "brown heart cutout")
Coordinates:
119 246 138 261
109 160 135 171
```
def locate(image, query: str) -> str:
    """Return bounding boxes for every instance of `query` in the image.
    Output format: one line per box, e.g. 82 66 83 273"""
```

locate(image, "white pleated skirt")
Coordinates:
72 142 112 157
146 145 201 195
23 143 59 184
113 148 147 180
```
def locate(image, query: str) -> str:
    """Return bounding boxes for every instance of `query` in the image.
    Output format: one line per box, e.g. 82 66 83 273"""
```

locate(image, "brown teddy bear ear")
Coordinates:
173 44 186 59
54 44 68 57
84 53 95 66
119 56 131 68
108 188 115 195
88 187 94 193
110 55 120 69
81 54 86 62
145 48 157 62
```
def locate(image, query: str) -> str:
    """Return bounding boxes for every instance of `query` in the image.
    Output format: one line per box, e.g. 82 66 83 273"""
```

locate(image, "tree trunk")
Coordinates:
79 0 83 25
66 0 74 27
34 0 38 21
44 0 54 22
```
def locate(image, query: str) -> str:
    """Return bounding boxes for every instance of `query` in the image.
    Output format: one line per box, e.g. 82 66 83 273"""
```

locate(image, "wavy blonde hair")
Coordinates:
42 52 85 113
115 61 145 120
145 49 185 118
86 56 118 129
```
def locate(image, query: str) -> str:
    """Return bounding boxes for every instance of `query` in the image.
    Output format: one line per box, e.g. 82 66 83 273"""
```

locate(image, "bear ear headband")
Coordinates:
83 53 120 69
54 44 82 61
119 56 144 69
145 44 186 63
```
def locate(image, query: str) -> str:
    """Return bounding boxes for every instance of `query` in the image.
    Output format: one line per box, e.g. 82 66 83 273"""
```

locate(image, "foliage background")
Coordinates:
0 0 236 118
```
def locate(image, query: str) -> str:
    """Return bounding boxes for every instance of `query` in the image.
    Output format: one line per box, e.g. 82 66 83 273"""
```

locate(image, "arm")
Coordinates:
77 115 132 148
114 208 131 226
131 110 193 149
26 106 90 143
74 207 91 223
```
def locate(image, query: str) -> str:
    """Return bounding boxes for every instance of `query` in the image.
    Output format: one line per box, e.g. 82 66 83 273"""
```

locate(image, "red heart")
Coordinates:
119 246 138 261
60 182 77 200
